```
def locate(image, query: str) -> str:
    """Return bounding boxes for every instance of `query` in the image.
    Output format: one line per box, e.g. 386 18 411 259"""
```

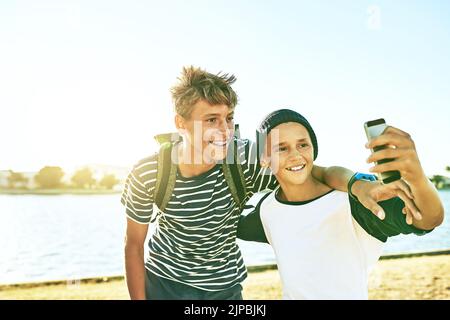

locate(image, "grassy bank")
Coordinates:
1 253 449 300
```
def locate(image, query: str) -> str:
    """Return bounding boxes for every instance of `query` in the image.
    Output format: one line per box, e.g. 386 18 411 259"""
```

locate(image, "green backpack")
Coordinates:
152 125 249 219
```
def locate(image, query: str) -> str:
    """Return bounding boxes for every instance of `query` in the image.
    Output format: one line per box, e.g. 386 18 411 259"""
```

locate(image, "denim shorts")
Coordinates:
145 269 243 300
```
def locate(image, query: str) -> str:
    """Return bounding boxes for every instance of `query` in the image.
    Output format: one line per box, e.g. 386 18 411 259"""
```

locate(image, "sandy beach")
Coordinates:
1 253 449 300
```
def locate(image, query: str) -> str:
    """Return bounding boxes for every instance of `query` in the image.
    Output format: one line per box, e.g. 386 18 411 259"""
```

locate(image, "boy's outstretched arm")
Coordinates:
312 165 353 192
367 126 444 230
312 165 419 221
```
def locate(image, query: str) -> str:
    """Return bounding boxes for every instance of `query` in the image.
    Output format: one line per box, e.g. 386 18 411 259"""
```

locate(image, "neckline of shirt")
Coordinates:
173 142 222 181
274 188 336 206
177 163 221 181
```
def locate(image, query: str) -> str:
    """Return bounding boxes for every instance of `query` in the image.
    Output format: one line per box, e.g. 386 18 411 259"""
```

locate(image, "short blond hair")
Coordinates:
170 66 238 118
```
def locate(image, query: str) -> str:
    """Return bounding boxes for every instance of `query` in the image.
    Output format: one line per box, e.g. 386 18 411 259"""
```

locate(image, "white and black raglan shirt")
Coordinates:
121 139 278 291
237 188 433 299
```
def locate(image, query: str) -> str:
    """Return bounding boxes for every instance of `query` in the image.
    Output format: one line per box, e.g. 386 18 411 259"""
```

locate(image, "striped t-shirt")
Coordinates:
120 139 277 291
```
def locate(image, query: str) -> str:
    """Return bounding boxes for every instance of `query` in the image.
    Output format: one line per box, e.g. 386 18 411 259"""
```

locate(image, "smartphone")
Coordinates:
364 118 401 184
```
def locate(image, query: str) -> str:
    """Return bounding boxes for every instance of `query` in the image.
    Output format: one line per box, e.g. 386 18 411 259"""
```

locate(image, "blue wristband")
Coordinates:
348 172 377 201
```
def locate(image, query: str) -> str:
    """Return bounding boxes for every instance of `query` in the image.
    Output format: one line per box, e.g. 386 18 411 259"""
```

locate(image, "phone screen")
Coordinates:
365 119 387 153
365 119 386 139
364 119 401 184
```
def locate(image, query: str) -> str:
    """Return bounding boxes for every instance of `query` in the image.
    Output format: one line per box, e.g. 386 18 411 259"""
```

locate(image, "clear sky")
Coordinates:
1 0 449 176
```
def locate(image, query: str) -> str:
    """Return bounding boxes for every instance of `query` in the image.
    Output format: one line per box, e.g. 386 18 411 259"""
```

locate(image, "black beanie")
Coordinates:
257 109 318 160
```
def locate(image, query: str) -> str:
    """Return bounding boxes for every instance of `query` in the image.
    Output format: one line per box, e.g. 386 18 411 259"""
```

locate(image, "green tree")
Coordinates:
7 170 29 189
430 175 446 190
71 168 96 189
99 174 119 190
34 166 65 189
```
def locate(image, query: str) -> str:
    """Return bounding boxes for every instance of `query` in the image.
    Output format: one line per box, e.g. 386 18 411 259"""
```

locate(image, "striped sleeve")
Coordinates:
120 155 158 224
242 139 278 194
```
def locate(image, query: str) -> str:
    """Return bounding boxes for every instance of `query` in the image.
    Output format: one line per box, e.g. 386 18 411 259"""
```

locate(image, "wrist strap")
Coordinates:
348 172 377 201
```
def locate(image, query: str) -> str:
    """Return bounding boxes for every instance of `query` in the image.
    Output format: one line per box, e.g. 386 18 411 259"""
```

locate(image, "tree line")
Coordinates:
4 165 450 190
429 166 450 190
5 167 120 190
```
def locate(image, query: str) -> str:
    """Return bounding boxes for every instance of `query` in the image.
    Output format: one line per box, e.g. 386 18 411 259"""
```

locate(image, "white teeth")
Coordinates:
286 164 305 172
210 141 227 146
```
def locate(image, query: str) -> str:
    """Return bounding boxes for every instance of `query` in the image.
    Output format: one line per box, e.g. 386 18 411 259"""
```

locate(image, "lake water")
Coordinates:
1 190 449 285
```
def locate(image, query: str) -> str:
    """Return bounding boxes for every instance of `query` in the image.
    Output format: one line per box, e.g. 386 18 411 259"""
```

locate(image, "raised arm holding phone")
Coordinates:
366 123 444 229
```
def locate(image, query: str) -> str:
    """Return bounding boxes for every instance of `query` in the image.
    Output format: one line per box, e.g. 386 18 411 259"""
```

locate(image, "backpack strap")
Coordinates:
154 132 181 145
222 138 248 210
154 142 177 215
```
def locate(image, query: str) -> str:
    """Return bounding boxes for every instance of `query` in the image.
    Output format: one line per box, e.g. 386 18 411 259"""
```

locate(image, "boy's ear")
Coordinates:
260 155 271 168
175 114 186 131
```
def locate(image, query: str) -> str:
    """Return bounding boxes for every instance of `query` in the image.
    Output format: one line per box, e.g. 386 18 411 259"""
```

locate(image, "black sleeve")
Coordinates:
349 195 434 243
236 193 271 244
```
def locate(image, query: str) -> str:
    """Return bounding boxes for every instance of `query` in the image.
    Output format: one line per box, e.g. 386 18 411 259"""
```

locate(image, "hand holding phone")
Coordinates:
364 119 401 184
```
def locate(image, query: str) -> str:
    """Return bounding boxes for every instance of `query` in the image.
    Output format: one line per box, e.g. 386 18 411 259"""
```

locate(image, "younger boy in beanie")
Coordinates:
237 109 444 299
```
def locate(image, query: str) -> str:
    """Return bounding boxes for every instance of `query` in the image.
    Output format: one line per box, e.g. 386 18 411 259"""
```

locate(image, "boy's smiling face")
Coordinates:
263 122 314 186
176 99 235 163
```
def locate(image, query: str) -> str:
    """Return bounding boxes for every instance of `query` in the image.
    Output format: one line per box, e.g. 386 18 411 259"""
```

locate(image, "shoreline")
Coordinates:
1 253 449 299
1 249 449 291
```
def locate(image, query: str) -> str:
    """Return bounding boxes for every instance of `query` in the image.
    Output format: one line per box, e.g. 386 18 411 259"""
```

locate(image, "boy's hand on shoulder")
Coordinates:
365 126 427 185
